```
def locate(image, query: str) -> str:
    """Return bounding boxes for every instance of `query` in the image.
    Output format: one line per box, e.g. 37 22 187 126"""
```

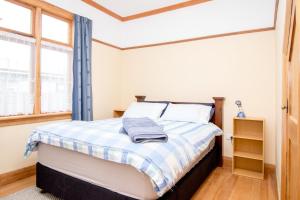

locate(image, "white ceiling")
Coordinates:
119 0 277 47
46 0 277 48
93 0 189 17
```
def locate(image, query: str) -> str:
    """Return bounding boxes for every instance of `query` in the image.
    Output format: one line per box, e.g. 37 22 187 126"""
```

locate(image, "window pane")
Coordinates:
42 14 69 44
0 1 32 34
0 35 35 116
41 45 72 113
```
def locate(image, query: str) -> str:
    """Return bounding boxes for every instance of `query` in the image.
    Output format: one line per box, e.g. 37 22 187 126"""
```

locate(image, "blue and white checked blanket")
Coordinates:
25 118 222 196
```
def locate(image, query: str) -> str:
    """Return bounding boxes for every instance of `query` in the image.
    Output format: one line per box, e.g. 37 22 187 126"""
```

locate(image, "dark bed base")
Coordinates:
36 144 220 200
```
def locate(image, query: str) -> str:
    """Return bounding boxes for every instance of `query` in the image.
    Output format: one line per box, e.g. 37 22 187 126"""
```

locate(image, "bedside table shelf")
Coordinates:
233 134 263 141
234 151 263 160
232 117 264 179
233 168 264 179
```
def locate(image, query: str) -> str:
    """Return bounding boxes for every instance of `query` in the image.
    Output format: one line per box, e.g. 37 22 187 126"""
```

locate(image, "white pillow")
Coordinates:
160 103 212 124
123 102 167 120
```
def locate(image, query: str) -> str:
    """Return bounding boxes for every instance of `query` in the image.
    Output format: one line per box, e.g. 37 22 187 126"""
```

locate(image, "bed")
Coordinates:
27 96 225 200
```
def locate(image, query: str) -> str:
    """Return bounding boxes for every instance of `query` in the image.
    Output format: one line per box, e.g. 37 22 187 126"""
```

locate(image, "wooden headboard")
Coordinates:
135 95 225 166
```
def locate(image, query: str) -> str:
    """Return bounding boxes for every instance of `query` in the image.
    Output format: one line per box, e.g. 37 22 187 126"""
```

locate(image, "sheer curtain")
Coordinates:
41 41 72 113
0 31 35 116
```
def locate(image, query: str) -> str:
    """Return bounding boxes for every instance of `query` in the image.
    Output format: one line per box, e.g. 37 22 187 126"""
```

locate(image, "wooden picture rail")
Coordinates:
89 0 279 50
82 0 210 22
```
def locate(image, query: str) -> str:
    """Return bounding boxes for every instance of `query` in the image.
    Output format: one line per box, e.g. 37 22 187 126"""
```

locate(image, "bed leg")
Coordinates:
215 135 223 167
218 157 223 167
40 189 47 194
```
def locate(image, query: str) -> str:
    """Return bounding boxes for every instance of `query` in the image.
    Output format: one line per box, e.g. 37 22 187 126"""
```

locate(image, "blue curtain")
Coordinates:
72 15 93 121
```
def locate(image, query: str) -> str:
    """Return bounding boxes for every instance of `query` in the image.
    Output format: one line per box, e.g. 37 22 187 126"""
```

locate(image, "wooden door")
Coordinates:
282 0 300 199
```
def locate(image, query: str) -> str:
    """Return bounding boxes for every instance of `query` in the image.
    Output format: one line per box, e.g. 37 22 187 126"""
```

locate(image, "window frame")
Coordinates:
0 0 74 126
41 11 73 47
0 0 35 37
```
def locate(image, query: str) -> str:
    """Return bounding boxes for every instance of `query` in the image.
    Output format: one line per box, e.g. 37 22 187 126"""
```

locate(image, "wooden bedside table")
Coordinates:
232 117 265 179
113 109 125 118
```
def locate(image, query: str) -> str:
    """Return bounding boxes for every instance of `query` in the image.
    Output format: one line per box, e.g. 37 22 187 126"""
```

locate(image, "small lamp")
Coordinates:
235 100 246 118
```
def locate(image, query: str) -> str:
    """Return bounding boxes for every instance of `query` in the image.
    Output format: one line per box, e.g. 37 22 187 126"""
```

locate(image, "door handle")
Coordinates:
282 105 288 113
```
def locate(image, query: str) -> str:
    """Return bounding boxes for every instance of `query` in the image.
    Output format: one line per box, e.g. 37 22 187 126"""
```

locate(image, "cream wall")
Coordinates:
0 42 121 174
0 122 60 174
120 31 277 164
0 31 278 173
92 41 122 119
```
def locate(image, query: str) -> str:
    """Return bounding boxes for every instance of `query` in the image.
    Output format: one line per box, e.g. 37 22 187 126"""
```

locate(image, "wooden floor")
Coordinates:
0 165 278 200
192 165 278 200
0 175 35 197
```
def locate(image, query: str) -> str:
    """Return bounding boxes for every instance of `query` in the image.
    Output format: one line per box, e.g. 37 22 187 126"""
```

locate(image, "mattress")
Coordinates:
37 137 215 200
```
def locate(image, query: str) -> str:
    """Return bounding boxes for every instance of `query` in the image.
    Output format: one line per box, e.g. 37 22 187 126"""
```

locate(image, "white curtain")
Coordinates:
40 41 72 113
0 31 35 117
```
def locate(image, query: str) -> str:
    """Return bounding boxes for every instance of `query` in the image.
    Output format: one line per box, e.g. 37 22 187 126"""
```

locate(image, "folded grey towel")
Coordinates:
122 117 168 143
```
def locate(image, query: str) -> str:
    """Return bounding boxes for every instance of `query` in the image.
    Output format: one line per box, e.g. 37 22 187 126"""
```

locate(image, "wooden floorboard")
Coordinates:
0 166 278 199
192 166 278 200
0 175 35 197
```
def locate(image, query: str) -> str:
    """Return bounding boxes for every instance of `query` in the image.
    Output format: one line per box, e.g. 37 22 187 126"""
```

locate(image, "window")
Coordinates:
0 0 33 35
0 0 73 124
41 43 72 113
42 14 70 44
0 32 35 116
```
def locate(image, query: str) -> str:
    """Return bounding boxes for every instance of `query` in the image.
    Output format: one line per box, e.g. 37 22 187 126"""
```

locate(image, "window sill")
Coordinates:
0 112 72 127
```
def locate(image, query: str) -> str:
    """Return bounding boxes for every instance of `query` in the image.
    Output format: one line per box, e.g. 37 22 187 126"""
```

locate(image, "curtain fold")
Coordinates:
72 15 93 121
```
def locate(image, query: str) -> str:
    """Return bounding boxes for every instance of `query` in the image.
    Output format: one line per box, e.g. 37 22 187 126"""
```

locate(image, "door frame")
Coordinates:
281 0 296 199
